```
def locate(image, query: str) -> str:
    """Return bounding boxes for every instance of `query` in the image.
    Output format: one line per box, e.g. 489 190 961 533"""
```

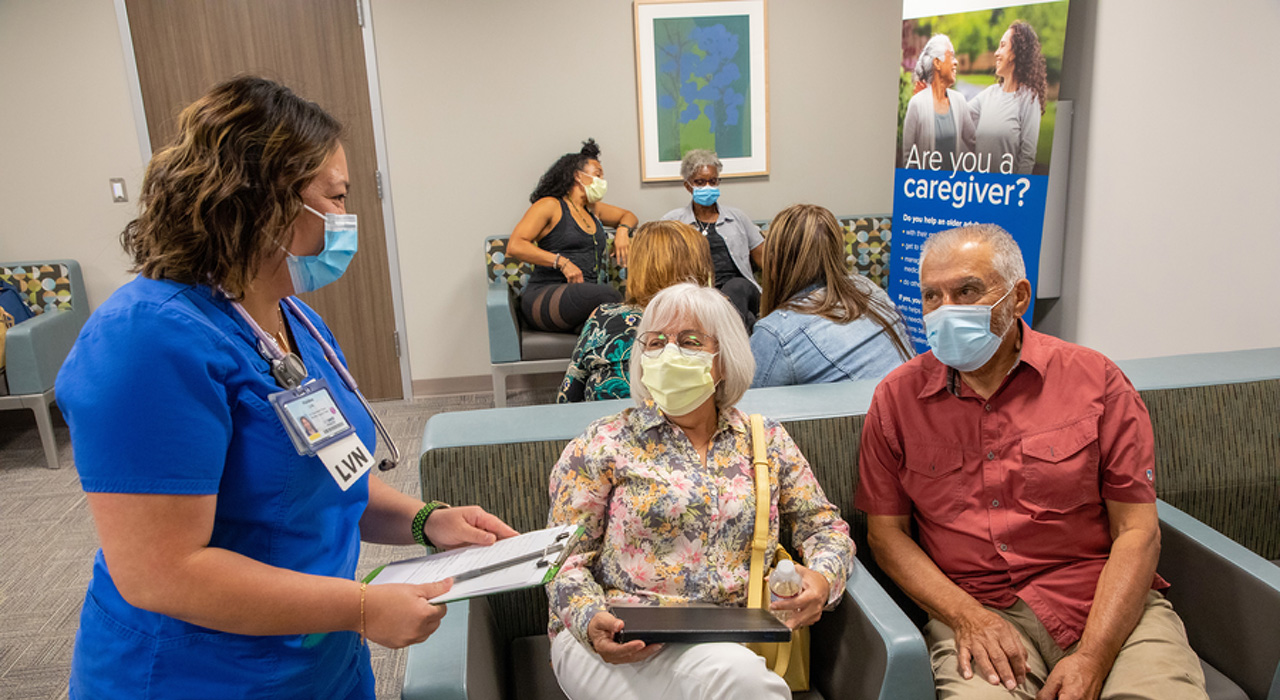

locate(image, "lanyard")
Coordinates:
229 297 401 471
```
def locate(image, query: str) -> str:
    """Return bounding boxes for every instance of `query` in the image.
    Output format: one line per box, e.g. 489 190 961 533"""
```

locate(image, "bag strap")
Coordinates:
747 414 770 609
746 414 793 677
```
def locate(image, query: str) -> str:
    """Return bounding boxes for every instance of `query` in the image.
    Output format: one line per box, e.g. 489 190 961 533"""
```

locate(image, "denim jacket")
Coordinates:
750 279 911 387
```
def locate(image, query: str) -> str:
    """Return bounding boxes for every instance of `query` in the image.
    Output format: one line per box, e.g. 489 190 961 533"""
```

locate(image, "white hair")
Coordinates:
680 149 724 181
630 282 754 409
917 34 953 85
918 224 1027 290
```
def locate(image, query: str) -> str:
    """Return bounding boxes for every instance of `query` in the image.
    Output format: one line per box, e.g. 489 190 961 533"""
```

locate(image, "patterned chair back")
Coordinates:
756 214 893 290
0 263 76 315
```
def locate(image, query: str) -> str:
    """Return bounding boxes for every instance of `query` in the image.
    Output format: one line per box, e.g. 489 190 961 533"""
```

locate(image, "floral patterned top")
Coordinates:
556 302 642 403
546 402 854 644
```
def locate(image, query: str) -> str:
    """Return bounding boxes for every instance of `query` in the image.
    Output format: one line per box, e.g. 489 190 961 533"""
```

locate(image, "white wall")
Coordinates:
1039 0 1280 359
368 0 903 389
4 0 1276 388
0 0 142 311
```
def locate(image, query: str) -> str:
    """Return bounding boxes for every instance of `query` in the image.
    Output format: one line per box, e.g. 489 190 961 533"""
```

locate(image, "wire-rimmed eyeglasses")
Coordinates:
638 330 716 358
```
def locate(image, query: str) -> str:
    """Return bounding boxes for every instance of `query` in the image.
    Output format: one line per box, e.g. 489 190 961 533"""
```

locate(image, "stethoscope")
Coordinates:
231 296 401 471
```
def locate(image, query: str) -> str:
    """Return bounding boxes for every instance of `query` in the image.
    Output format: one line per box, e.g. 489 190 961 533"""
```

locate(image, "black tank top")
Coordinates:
528 199 607 286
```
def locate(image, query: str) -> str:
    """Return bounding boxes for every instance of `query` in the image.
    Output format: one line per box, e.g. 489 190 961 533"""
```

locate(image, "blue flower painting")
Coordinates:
653 14 752 161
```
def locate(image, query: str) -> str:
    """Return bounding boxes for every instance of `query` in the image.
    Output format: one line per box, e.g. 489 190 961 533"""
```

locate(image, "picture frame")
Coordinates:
633 0 769 182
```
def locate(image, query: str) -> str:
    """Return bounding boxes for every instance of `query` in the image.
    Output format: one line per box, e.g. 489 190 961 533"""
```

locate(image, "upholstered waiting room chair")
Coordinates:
0 260 89 469
484 235 625 407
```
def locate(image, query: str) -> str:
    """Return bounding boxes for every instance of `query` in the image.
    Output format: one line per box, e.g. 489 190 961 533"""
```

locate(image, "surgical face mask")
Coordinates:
640 344 717 416
923 287 1015 372
691 186 720 207
580 174 608 204
285 204 358 294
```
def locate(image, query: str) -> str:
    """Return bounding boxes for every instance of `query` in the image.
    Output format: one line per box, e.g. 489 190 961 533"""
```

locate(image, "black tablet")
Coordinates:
611 605 792 644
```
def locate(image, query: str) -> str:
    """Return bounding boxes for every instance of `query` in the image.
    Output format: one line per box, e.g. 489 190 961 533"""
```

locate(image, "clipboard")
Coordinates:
611 605 793 644
367 524 584 603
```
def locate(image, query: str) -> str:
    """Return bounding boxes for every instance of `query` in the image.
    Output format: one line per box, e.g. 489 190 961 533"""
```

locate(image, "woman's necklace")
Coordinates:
274 306 292 354
565 197 596 235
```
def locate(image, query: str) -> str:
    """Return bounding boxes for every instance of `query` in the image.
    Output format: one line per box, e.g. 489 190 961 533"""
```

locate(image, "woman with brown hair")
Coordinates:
557 220 713 402
55 76 515 699
751 204 913 387
970 19 1048 174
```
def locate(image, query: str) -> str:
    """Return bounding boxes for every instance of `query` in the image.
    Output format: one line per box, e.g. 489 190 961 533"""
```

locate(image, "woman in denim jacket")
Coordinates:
751 205 914 387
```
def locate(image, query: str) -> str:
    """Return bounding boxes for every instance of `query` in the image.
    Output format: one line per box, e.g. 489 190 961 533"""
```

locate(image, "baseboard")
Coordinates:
411 372 562 399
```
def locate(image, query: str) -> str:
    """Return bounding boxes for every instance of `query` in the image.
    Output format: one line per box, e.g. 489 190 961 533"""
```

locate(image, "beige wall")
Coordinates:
1037 0 1280 359
0 0 142 311
4 0 1277 389
369 0 903 387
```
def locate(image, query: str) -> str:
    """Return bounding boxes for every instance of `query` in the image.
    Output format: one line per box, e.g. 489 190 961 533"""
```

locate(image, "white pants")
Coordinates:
550 630 791 700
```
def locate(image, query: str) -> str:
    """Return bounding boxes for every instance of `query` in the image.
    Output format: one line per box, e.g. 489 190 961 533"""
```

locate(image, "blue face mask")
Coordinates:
923 287 1015 372
286 205 358 294
691 185 720 207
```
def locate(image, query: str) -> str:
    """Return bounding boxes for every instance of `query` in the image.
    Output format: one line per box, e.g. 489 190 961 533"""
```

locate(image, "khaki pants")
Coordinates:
925 591 1208 700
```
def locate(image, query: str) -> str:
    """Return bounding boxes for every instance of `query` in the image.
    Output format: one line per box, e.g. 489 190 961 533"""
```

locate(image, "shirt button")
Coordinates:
985 403 993 412
987 451 995 460
999 543 1008 552
991 499 1000 508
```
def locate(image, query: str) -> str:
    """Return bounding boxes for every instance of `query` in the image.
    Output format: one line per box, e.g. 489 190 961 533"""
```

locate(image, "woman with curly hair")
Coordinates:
970 19 1048 175
508 139 639 333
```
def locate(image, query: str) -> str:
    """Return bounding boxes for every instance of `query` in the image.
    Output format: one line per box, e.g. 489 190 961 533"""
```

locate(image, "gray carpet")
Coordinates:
0 386 557 699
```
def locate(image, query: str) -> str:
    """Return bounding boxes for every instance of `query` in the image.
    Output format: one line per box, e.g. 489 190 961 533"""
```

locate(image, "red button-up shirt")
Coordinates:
856 323 1166 648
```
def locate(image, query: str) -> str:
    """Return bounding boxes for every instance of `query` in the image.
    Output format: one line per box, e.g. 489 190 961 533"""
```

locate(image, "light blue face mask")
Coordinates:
286 205 358 294
923 287 1015 372
691 185 720 207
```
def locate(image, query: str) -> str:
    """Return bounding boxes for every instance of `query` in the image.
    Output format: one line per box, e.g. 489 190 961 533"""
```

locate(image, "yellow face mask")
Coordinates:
640 344 716 416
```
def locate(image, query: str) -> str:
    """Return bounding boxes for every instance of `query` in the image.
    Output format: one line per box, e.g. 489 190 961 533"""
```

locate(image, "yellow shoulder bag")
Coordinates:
744 413 811 691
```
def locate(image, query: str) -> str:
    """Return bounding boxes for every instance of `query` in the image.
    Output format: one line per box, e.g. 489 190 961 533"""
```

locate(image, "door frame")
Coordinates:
112 0 414 401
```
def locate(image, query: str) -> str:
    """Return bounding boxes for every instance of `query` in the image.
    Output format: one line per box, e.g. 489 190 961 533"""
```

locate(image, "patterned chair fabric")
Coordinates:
756 214 893 290
0 263 75 315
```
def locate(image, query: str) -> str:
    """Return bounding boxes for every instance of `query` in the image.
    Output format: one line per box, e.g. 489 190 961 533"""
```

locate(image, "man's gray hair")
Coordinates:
680 149 724 181
916 34 953 86
631 282 754 410
918 224 1027 289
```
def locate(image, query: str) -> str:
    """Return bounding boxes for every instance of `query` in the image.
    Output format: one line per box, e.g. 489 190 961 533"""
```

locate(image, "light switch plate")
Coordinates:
110 178 128 203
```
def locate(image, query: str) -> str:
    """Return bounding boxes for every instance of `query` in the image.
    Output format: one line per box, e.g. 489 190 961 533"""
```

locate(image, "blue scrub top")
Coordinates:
56 277 377 699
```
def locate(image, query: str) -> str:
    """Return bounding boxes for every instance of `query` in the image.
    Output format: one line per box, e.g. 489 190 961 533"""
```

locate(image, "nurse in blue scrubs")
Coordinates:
55 76 517 699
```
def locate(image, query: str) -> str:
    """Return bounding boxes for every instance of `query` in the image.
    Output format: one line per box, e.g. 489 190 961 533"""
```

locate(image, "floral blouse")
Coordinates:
557 303 642 403
546 402 854 644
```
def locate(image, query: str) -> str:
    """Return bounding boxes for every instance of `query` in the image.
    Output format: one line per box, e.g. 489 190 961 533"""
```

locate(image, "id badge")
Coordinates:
270 378 355 455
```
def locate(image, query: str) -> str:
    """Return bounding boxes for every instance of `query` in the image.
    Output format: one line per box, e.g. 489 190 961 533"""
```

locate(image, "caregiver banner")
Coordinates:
890 0 1070 351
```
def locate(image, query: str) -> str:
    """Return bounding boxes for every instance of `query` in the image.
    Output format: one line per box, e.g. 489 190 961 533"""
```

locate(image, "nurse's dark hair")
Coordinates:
762 204 914 362
121 76 343 299
529 139 601 203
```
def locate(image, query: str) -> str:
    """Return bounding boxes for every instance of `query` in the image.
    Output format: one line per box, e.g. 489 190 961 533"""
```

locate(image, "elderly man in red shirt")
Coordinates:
856 224 1208 700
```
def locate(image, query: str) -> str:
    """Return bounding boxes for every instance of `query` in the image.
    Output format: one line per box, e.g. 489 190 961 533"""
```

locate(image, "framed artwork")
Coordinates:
633 0 768 182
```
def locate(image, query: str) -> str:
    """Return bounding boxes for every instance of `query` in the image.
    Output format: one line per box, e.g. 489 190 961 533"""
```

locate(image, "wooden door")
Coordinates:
125 0 402 399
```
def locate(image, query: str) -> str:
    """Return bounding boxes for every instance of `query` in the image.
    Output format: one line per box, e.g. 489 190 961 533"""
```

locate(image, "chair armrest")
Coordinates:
1157 500 1280 700
810 558 933 700
487 277 522 364
5 308 85 395
402 597 505 700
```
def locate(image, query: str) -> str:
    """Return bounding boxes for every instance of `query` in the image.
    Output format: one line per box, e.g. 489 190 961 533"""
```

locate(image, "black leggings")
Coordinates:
521 282 622 333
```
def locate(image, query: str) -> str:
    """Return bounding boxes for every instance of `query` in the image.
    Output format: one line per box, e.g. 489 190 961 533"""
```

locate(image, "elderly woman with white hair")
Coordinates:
661 150 764 329
545 282 854 700
901 33 976 169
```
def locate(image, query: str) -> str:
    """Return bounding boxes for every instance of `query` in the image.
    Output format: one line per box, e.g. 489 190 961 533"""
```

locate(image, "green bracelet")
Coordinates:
412 501 449 547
